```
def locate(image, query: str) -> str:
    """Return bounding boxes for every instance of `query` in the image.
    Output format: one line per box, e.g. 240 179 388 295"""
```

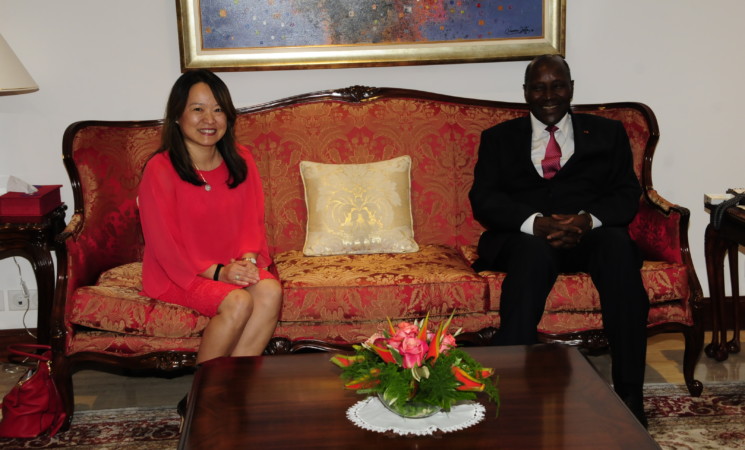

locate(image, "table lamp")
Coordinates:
0 33 38 95
0 32 41 348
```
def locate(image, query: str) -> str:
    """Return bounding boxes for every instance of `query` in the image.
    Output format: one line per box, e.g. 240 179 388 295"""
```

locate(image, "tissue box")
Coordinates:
0 185 63 220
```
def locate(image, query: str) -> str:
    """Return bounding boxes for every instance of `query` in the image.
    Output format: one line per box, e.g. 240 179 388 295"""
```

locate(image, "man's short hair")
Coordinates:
524 54 572 84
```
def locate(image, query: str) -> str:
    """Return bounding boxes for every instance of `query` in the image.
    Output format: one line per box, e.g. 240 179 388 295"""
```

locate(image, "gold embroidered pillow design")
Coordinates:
300 156 419 256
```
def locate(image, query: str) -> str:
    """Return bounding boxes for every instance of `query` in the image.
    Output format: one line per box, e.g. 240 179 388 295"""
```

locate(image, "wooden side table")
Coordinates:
0 204 67 344
704 204 744 361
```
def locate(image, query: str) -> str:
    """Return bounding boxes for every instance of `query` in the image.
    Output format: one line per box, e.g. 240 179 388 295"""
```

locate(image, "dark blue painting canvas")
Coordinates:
200 1 544 49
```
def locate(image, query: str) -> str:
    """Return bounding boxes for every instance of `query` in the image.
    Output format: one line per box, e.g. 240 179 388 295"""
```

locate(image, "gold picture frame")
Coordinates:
176 0 565 72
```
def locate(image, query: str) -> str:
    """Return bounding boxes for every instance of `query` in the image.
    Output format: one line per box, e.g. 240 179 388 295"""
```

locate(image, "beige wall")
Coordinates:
0 0 743 328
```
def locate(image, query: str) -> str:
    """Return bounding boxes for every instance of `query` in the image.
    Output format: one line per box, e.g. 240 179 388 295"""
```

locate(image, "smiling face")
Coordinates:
523 56 574 127
178 82 227 155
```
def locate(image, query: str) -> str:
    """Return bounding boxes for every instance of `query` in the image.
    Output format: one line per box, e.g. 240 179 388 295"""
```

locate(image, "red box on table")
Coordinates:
0 185 63 222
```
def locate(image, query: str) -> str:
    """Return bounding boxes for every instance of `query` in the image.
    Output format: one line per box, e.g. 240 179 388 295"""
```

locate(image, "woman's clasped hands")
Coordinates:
222 258 260 286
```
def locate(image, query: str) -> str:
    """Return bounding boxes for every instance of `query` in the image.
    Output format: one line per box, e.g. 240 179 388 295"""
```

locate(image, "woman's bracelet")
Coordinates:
213 263 224 281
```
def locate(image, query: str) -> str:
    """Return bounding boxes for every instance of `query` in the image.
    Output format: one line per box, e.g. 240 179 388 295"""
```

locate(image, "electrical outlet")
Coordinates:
0 291 4 311
8 289 38 311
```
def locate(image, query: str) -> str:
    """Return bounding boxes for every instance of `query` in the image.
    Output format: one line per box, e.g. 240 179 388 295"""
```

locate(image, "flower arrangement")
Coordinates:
331 314 499 418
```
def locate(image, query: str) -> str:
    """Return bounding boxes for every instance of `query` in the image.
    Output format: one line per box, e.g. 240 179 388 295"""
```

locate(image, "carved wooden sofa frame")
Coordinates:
51 86 704 429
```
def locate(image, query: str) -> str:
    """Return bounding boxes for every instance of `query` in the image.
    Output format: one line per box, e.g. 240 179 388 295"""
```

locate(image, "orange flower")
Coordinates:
426 313 455 363
344 368 381 390
452 365 486 392
330 354 364 368
369 339 397 364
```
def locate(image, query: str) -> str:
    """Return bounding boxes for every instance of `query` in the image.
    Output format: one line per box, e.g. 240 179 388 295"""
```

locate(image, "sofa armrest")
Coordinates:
58 212 110 292
56 212 82 243
52 212 91 344
629 189 689 264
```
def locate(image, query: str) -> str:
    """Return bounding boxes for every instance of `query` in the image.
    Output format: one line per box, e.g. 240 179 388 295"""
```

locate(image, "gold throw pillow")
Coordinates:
299 156 419 256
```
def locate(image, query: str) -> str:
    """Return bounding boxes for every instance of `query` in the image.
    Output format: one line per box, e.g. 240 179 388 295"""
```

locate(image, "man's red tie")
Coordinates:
541 125 562 179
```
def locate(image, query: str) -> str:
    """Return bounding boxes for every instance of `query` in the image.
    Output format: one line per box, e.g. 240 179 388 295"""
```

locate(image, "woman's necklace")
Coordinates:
193 162 211 192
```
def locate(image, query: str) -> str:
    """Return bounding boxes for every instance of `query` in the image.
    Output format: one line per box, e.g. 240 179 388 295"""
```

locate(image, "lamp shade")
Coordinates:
0 33 38 95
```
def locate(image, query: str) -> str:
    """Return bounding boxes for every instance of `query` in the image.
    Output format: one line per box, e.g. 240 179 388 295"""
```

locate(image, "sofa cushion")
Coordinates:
299 156 418 256
272 313 500 345
67 330 202 357
459 244 692 333
532 298 694 336
460 244 690 310
68 263 208 338
96 261 143 290
478 261 689 309
274 244 487 322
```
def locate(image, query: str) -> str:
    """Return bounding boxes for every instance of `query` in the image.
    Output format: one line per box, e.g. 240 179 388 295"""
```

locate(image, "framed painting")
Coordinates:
176 0 565 71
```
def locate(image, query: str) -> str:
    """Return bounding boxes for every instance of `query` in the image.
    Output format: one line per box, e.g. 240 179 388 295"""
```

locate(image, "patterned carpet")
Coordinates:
0 408 180 449
0 384 742 448
646 383 745 449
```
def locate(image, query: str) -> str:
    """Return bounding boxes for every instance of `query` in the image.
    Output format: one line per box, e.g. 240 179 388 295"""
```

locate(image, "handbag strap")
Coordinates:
711 192 745 229
6 344 52 362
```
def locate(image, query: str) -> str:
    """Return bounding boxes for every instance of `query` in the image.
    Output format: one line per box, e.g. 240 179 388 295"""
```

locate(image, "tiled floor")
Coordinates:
1 332 743 412
586 332 745 387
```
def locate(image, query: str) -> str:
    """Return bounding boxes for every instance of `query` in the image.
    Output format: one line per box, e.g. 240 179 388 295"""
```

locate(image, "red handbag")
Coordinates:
0 344 66 438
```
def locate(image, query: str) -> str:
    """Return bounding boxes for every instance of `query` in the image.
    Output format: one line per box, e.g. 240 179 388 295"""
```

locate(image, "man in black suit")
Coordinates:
469 54 649 426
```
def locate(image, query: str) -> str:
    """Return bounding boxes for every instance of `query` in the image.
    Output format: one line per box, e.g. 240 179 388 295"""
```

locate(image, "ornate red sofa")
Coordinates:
51 86 703 428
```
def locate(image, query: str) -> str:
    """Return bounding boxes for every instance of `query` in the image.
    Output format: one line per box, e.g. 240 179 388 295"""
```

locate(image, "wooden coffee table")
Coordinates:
178 344 658 449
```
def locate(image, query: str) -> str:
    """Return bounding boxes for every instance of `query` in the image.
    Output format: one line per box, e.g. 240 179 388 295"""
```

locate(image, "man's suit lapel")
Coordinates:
514 116 536 172
556 113 591 175
570 113 591 155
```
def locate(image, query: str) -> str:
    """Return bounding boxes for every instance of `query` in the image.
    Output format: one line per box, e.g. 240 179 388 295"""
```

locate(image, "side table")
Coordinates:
0 204 67 344
704 204 744 361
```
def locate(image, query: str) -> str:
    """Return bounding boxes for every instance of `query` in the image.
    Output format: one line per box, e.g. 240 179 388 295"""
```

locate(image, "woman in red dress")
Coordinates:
139 70 282 367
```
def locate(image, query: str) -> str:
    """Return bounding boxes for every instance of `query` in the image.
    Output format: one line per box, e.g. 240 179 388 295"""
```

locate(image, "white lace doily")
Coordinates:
346 396 485 436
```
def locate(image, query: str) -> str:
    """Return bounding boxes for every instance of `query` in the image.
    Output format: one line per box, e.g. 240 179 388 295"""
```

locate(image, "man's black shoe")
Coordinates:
622 395 648 429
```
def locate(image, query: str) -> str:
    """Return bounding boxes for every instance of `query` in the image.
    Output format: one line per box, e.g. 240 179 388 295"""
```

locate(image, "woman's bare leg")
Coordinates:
196 289 253 364
231 278 282 357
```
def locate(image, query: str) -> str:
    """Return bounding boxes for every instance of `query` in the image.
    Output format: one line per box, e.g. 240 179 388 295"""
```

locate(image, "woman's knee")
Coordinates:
248 279 282 313
217 289 253 322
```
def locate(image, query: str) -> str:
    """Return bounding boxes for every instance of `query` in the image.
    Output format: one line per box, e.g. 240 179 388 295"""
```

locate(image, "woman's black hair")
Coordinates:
156 69 246 188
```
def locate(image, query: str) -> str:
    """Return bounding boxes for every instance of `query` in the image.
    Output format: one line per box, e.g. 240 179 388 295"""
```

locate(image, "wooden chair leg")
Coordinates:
52 354 75 431
682 325 704 397
726 244 741 354
704 225 729 361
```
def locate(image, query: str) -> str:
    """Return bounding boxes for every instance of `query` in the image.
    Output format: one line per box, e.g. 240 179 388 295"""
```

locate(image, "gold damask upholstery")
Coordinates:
51 86 704 430
236 96 523 254
69 263 208 338
275 244 486 322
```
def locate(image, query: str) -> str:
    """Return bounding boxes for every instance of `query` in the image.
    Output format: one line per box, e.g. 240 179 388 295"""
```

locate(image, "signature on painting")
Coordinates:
505 26 536 36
